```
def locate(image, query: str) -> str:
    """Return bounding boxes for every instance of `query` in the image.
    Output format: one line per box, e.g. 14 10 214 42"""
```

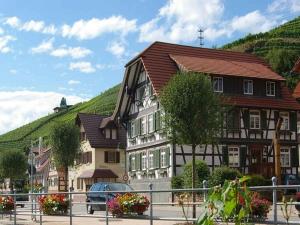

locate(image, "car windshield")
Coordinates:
107 183 133 191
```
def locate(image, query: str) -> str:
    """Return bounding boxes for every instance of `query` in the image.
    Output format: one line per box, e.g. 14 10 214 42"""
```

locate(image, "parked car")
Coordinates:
283 174 300 195
86 182 133 214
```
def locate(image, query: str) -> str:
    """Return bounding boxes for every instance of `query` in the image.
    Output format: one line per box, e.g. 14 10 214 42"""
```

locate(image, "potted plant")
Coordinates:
38 194 69 215
0 196 14 213
249 192 271 221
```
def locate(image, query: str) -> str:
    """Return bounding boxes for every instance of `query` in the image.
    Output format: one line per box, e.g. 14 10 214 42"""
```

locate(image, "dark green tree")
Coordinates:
49 122 80 191
160 72 223 218
0 150 27 191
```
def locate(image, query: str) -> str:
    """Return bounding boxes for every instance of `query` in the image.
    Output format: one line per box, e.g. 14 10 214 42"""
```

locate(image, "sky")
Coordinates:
0 0 299 134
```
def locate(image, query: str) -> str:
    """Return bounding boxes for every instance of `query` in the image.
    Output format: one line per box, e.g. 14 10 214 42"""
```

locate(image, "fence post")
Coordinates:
272 176 277 225
149 183 153 225
105 185 109 225
39 190 42 225
202 180 207 203
69 187 73 225
13 189 16 225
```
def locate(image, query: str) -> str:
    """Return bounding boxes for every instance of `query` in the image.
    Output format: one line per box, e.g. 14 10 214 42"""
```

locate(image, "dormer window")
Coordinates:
213 77 223 93
266 81 275 96
244 80 253 95
105 128 117 139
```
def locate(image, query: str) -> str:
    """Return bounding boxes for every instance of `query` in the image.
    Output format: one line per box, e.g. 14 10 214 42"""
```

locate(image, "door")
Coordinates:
249 144 273 178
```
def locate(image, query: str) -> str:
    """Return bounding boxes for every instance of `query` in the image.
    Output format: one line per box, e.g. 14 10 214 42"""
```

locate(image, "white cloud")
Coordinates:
0 91 86 134
68 80 81 85
61 16 137 40
21 20 45 32
9 69 17 74
31 38 54 53
50 46 92 59
106 41 125 58
69 61 96 73
4 16 20 28
0 35 16 53
268 0 300 13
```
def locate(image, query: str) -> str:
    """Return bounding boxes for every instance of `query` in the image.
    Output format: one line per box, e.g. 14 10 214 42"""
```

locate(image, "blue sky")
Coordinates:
0 0 299 134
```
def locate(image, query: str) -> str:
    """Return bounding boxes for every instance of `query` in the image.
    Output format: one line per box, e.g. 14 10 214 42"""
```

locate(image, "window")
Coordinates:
147 114 154 133
131 155 136 171
266 81 275 96
228 147 239 167
280 148 290 167
280 112 289 130
141 117 146 135
136 86 145 102
250 111 260 129
130 121 135 138
142 152 147 170
244 80 253 95
111 129 117 139
148 152 154 169
160 151 166 168
213 77 223 93
105 129 110 139
105 151 120 163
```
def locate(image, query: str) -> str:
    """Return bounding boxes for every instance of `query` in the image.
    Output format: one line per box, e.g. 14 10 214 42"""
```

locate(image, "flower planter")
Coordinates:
39 194 69 215
131 204 148 215
0 196 15 213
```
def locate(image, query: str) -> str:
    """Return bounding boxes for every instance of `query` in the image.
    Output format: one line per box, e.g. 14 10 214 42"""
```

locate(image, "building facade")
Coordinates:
111 42 300 200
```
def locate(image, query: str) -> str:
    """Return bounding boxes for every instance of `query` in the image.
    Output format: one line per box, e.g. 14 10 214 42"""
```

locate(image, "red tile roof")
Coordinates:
293 81 300 99
292 58 300 73
170 54 284 80
76 113 126 149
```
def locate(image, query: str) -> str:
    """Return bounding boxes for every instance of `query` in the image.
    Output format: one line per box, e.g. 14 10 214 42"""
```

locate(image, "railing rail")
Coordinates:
0 176 299 225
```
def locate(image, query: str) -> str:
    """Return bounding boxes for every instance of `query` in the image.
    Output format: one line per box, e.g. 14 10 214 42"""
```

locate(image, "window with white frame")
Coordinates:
142 152 147 170
130 122 135 138
147 114 154 133
131 155 136 171
148 152 154 169
228 147 239 167
280 148 290 167
250 111 260 129
141 117 146 135
266 81 275 96
244 80 253 95
160 151 166 168
280 112 289 130
213 77 223 93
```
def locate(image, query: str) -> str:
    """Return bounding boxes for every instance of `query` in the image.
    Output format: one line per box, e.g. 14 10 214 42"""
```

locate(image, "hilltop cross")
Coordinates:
198 28 204 47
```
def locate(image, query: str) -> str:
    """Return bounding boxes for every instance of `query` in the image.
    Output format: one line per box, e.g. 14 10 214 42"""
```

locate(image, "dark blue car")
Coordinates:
86 182 133 214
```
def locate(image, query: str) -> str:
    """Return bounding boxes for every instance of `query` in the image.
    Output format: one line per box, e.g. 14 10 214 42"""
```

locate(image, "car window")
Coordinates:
107 183 133 191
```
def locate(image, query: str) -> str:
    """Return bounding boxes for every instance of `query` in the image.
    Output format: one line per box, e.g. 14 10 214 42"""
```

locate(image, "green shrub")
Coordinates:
208 166 241 187
246 174 271 187
171 175 184 190
182 160 210 188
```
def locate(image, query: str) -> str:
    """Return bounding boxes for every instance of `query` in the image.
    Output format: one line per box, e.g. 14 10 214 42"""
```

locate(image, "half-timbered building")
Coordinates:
112 42 300 200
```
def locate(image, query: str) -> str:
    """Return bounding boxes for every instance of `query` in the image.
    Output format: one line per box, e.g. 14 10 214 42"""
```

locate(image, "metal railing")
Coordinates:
0 176 300 225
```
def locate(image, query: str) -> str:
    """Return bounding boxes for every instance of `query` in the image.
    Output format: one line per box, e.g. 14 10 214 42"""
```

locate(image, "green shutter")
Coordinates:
128 155 132 171
291 147 299 167
239 146 247 167
136 153 141 171
243 110 249 129
290 112 297 132
155 111 161 131
261 110 267 129
222 146 228 166
154 150 160 168
165 148 170 167
136 119 141 136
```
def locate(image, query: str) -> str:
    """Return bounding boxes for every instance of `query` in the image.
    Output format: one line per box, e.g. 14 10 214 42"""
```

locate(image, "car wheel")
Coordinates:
87 204 94 214
20 204 25 208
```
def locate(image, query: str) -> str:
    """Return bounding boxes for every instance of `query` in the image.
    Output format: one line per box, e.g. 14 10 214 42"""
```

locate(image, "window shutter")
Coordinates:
128 155 132 171
290 112 297 132
155 150 160 168
222 146 228 166
239 146 247 167
274 111 279 127
128 122 132 138
165 148 170 166
116 152 120 163
261 110 267 129
291 147 299 167
136 153 141 170
243 110 249 129
155 111 161 131
104 151 108 163
136 119 141 136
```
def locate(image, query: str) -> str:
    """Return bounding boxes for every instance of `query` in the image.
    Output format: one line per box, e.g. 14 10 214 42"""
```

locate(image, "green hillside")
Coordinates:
223 16 300 57
0 84 120 151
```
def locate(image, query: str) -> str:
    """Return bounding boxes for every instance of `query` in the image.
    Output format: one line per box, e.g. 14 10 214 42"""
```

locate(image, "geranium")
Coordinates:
0 196 15 212
38 194 69 215
249 192 271 220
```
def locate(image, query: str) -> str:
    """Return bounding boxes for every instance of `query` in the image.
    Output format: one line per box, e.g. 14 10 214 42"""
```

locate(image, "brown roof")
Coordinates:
293 82 300 99
76 113 126 149
170 54 284 80
292 58 300 73
78 169 118 179
129 41 283 93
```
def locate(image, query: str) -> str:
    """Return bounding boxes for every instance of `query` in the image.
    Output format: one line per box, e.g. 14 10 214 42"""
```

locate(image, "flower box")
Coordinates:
39 194 69 215
0 196 14 213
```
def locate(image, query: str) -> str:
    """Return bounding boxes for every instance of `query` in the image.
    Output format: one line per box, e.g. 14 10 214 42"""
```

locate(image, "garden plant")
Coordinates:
38 194 69 215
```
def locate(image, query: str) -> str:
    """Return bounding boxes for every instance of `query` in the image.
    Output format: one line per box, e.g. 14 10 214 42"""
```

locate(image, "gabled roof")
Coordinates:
76 113 126 149
129 41 284 93
293 81 300 99
292 58 300 74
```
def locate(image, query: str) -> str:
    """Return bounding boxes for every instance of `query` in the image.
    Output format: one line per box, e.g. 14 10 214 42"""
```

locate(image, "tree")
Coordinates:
160 71 223 218
0 150 27 191
49 122 80 191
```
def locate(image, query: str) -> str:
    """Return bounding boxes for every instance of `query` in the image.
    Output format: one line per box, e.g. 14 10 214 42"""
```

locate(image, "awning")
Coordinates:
78 169 118 179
